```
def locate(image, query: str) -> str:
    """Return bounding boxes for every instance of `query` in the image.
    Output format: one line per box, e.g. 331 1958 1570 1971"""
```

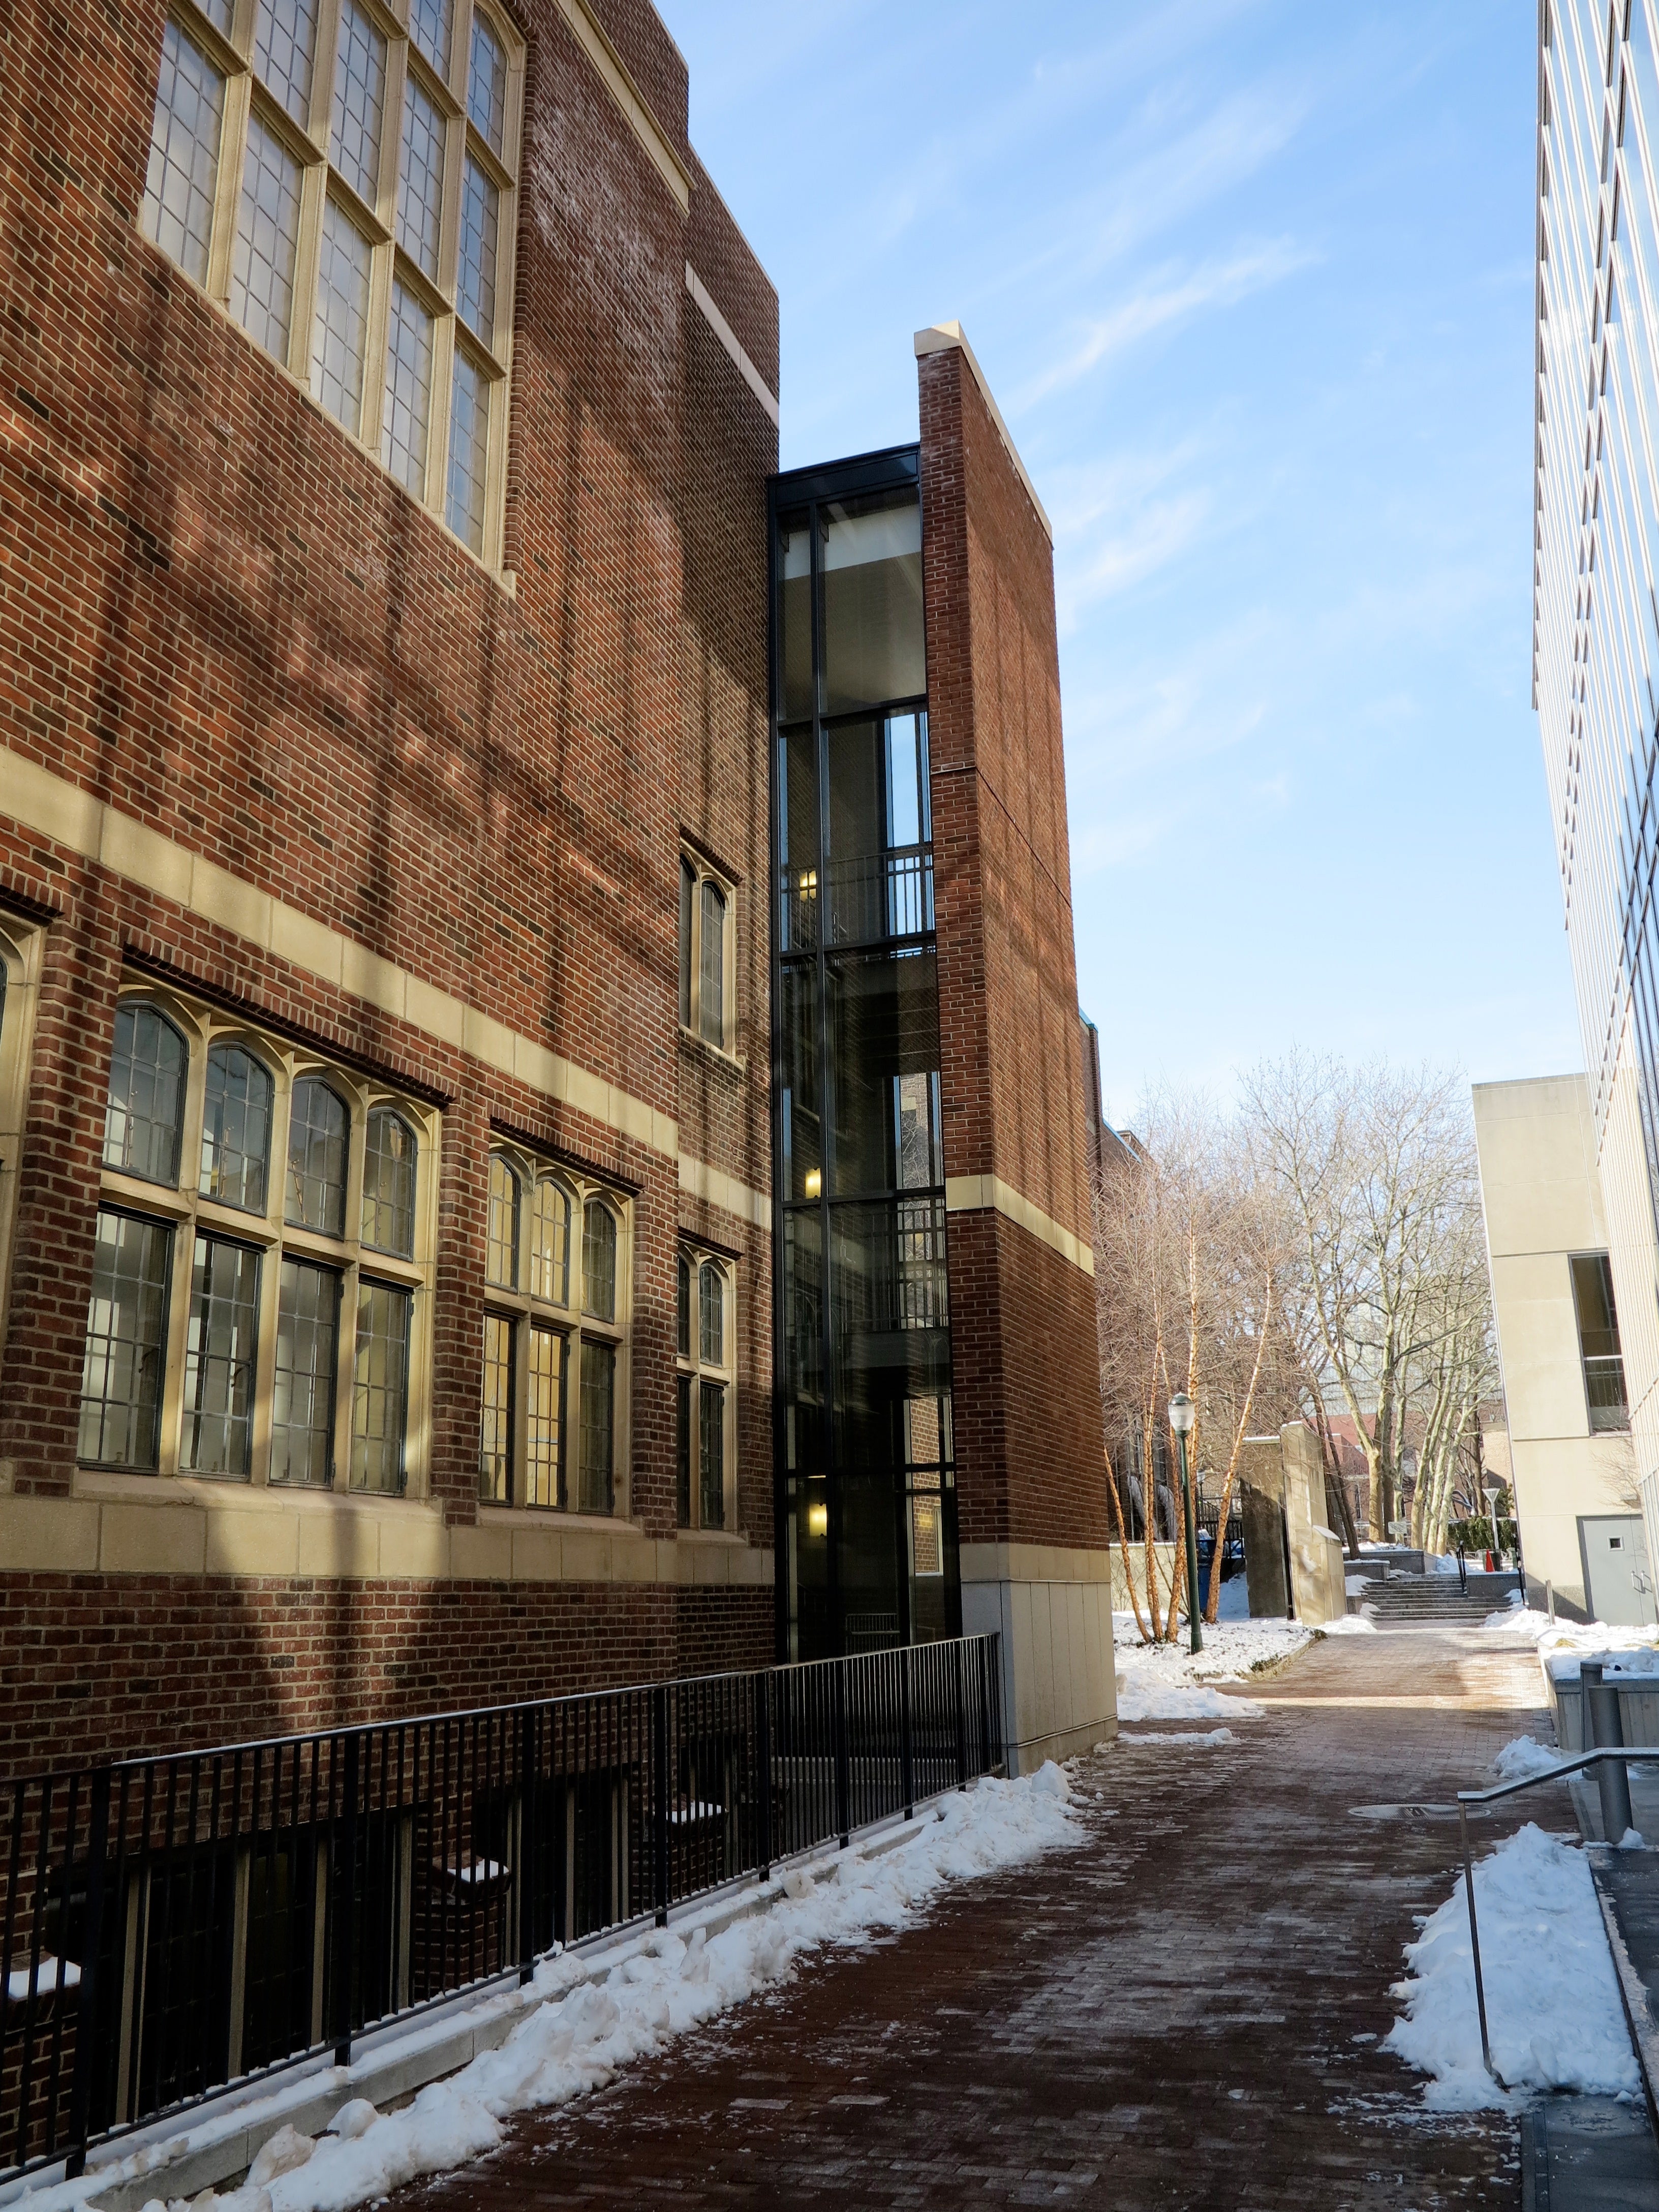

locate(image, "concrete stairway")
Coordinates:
1361 1573 1518 1623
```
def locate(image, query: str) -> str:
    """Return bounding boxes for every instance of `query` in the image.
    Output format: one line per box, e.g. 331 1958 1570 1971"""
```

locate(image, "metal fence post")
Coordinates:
333 1733 360 2067
955 1640 969 1790
517 1706 537 1984
900 1646 915 1822
63 1767 111 2179
833 1664 850 1850
652 1683 670 1928
755 1674 773 1880
1582 1661 1635 1840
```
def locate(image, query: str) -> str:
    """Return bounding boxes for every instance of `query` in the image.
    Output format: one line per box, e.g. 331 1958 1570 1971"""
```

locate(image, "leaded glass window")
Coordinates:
271 1256 340 1486
486 1153 520 1288
480 1145 626 1516
676 1245 732 1531
142 22 225 286
578 1336 613 1515
140 0 521 562
286 1077 348 1236
582 1200 616 1323
200 1042 274 1213
104 1004 187 1186
79 1209 172 1469
181 1235 261 1476
679 851 733 1051
362 1107 417 1257
352 1278 410 1492
83 988 432 1493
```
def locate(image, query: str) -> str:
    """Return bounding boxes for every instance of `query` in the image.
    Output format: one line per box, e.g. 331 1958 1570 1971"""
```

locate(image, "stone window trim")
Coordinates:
478 1138 632 1519
678 843 739 1062
139 0 524 571
0 918 46 1364
675 1239 734 1532
81 979 439 1493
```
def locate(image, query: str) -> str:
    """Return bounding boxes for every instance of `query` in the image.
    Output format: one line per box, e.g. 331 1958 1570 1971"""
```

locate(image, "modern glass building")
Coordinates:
1535 0 1659 1550
769 446 960 1659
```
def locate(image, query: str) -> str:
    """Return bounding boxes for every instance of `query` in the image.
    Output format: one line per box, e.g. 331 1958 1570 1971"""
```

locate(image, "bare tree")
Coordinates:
1094 1093 1294 1636
1244 1053 1495 1549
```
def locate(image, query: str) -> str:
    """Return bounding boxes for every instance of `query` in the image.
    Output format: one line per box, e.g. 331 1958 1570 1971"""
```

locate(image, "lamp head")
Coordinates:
1169 1392 1195 1437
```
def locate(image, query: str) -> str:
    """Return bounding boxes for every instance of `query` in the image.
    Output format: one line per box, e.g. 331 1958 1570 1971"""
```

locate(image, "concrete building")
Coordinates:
1472 1075 1652 1623
0 0 1113 1777
1534 0 1659 1571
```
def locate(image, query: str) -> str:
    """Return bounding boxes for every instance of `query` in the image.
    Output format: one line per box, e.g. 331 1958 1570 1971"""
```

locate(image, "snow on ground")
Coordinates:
1215 1573 1251 1622
1111 1609 1324 1719
1116 1678 1260 1721
1114 1611 1310 1684
36 1773 1080 2212
1116 1727 1236 1746
1491 1736 1565 1783
1482 1606 1659 1679
1385 1823 1640 2109
1319 1613 1377 1636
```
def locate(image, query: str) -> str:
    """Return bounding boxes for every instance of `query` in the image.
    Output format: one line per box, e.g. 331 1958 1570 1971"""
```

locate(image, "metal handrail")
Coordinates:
1454 1746 1659 2085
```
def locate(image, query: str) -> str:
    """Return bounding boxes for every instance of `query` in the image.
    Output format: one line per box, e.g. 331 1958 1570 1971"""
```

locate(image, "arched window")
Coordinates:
699 1259 724 1367
104 1002 188 1186
530 1176 571 1305
286 1078 349 1236
699 879 726 1045
363 1108 418 1257
676 1244 731 1532
82 981 432 1492
200 1041 274 1211
679 858 695 1028
582 1199 616 1322
486 1152 520 1287
679 849 733 1051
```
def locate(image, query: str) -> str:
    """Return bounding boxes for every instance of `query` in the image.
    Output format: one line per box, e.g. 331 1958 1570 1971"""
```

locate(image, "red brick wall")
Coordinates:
0 1575 772 1773
919 344 1109 1552
0 0 779 1759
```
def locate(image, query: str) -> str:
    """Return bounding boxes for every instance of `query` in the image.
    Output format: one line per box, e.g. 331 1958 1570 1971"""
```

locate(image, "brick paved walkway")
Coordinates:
409 1626 1560 2211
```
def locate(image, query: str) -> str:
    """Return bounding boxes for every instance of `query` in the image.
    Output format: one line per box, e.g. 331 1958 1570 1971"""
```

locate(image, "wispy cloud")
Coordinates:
1016 237 1317 409
1057 490 1211 627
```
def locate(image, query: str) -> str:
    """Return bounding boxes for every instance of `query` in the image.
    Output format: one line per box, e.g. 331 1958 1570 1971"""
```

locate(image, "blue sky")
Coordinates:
664 0 1580 1124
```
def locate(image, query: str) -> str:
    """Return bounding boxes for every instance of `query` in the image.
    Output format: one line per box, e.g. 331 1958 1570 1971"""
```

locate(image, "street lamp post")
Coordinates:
1170 1392 1202 1655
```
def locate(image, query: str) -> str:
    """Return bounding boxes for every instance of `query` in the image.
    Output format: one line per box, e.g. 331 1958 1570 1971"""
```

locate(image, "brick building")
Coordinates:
770 326 1115 1770
1 0 1112 1781
1 0 778 1771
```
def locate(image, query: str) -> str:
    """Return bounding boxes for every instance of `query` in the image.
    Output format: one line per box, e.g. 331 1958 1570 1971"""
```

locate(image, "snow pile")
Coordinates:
1345 1575 1370 1596
1113 1612 1310 1683
1479 1605 1659 1674
1385 1823 1640 2109
1117 1727 1236 1746
1491 1736 1564 1784
99 1774 1077 2212
1115 1676 1261 1722
1318 1613 1377 1636
1426 1554 1462 1577
1484 1605 1559 1637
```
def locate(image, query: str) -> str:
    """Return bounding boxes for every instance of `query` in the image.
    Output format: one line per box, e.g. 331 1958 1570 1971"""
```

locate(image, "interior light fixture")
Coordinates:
804 1169 822 1199
808 1500 828 1538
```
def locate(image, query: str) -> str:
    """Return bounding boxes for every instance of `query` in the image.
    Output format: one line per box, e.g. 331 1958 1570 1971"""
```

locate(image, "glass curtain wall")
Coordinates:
771 450 960 1661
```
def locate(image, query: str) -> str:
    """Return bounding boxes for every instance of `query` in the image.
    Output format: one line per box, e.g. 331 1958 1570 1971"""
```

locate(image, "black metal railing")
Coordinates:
0 1635 1001 2184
